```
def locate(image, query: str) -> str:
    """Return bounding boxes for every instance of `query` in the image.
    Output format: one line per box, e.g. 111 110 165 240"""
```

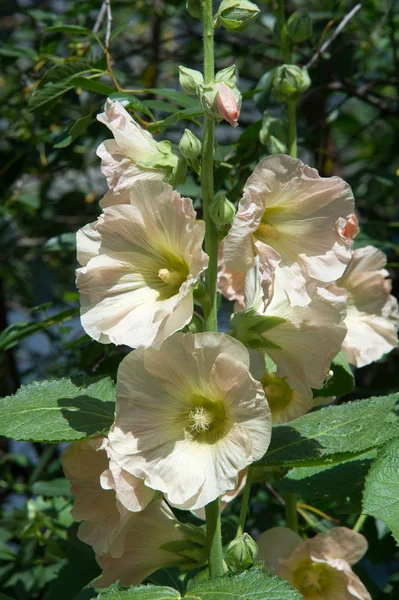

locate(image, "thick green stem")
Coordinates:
284 492 298 533
277 0 291 63
236 467 253 537
287 99 297 158
201 0 223 578
205 497 225 578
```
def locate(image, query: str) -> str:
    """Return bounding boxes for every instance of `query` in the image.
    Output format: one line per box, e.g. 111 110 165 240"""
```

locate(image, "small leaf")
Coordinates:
96 587 180 599
40 61 92 85
31 478 72 497
149 107 203 131
312 352 354 398
44 233 77 252
68 76 115 96
261 395 398 467
363 437 399 544
53 113 93 148
0 376 115 443
0 44 37 58
28 81 73 112
146 88 200 108
44 25 94 35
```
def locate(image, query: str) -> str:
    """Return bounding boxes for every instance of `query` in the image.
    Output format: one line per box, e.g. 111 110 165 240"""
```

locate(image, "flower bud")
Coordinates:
215 82 241 127
179 129 202 161
210 191 236 226
186 0 202 19
215 0 260 31
226 534 258 571
272 64 311 102
179 66 204 96
287 11 313 43
259 114 287 154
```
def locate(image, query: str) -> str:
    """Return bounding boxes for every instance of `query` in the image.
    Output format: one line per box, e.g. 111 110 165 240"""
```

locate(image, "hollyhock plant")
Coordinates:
223 154 355 306
97 99 183 207
334 245 399 367
76 179 208 348
231 262 347 396
257 526 371 600
107 331 271 510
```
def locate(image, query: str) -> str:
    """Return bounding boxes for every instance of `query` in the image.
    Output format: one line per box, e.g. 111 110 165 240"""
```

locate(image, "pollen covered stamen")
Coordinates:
255 221 280 241
189 406 213 433
158 267 183 288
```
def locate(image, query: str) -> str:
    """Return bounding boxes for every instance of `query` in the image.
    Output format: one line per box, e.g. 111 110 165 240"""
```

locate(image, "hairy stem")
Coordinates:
201 0 223 578
287 99 298 158
236 467 253 538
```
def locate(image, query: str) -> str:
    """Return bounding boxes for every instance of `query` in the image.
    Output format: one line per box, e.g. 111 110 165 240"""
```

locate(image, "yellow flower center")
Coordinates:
158 267 186 288
154 251 189 300
186 396 229 443
260 372 293 419
293 561 342 598
255 221 280 241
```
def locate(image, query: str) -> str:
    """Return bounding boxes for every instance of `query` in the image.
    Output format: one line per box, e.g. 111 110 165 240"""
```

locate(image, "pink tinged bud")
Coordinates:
215 83 240 127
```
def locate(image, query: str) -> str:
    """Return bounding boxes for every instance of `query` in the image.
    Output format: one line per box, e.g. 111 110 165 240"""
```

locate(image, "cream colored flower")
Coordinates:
224 154 354 306
257 526 371 600
259 370 316 423
232 264 347 396
76 180 208 348
193 467 248 520
108 332 271 510
335 245 398 368
94 499 191 588
97 99 167 202
61 436 153 558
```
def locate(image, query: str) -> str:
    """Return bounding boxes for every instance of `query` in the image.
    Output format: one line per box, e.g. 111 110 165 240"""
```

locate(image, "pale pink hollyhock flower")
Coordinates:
76 180 208 348
61 436 153 558
215 82 240 127
96 99 165 206
108 332 271 510
234 264 347 396
224 155 354 306
257 526 371 600
94 500 189 587
335 245 398 367
193 467 248 520
259 370 318 423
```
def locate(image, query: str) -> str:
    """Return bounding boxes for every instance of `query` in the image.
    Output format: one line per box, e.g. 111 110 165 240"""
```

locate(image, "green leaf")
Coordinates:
312 352 354 399
43 25 94 35
278 450 376 513
28 81 74 112
0 376 115 443
0 308 78 351
108 92 153 117
95 568 302 599
44 233 77 252
363 437 399 544
53 113 93 148
0 44 37 58
68 77 115 96
40 61 92 85
31 478 72 497
261 395 398 467
146 88 200 108
149 107 203 131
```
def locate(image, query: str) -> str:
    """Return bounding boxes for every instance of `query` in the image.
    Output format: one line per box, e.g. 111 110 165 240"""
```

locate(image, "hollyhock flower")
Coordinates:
215 82 240 127
76 180 208 348
61 436 153 558
335 245 399 367
94 500 196 588
223 154 354 306
231 262 347 396
193 467 248 520
259 370 317 423
257 526 371 600
108 332 271 510
97 99 183 204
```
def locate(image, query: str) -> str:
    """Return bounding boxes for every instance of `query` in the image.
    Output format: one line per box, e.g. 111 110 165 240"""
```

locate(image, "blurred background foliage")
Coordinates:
0 0 398 598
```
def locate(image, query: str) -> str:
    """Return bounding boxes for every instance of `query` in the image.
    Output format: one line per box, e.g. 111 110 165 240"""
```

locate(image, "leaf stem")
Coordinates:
353 514 368 533
284 492 298 533
236 467 253 537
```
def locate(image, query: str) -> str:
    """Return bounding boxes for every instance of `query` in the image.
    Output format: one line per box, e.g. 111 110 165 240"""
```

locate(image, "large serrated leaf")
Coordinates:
363 437 399 545
0 376 115 443
260 395 398 467
95 568 302 599
278 450 376 513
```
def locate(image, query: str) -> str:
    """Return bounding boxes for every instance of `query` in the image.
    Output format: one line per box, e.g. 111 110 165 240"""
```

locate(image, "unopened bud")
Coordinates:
272 64 311 102
216 0 260 31
179 129 202 161
215 82 240 127
210 191 236 226
186 0 202 19
179 66 204 96
215 65 237 87
259 114 287 154
226 534 258 571
287 11 313 43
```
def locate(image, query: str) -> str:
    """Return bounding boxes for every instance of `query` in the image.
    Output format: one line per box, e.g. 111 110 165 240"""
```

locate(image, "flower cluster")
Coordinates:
63 95 396 593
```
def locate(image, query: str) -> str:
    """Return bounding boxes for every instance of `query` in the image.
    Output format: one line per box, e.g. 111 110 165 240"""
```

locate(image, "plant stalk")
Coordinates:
287 99 297 158
236 467 253 538
201 0 223 578
284 492 298 533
